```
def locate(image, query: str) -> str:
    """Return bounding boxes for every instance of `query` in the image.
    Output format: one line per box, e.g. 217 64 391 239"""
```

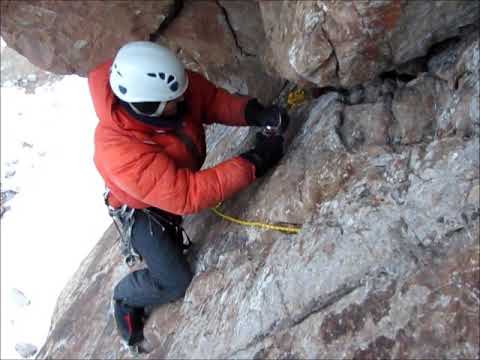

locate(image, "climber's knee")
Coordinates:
164 268 193 300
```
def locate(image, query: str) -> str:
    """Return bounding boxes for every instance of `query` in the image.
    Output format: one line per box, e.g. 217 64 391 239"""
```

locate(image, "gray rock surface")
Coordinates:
260 0 479 87
429 31 480 138
341 101 393 148
15 342 37 359
1 189 18 218
391 73 452 144
36 32 479 359
339 29 479 147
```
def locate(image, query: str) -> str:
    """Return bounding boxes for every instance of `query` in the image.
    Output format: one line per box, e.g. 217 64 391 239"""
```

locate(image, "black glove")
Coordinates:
240 132 284 177
245 99 289 132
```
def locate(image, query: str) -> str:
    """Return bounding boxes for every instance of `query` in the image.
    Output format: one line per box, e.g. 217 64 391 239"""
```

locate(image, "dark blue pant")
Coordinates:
113 210 193 308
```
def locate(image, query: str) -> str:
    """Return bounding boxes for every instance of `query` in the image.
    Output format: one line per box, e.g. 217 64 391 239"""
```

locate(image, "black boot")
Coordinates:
113 300 145 346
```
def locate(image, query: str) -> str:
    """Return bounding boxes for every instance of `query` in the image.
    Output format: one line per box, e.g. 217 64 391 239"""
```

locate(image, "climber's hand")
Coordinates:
240 132 284 177
245 99 289 132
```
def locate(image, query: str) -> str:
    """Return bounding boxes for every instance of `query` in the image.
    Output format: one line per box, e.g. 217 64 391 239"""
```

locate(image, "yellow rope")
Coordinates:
210 89 307 234
211 204 301 234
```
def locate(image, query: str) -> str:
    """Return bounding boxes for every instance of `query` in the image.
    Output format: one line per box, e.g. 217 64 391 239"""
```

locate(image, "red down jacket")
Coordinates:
89 60 256 215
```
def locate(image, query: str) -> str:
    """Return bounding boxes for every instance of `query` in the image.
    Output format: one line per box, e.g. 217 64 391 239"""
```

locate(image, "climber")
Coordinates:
88 41 288 349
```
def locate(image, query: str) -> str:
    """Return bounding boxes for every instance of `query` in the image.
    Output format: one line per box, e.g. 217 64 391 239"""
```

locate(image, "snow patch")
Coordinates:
1 75 111 359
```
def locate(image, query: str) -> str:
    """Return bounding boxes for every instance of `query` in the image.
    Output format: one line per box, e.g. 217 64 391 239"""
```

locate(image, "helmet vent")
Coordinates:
116 70 122 77
170 81 178 91
118 85 127 94
167 75 175 84
147 73 157 78
159 73 165 80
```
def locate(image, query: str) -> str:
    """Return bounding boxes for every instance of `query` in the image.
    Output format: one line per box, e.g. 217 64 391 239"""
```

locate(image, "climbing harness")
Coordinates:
104 189 141 267
142 208 192 252
210 203 302 234
103 189 192 268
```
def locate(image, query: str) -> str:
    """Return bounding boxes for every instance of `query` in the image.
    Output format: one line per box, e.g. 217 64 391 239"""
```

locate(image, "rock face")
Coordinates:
4 1 478 100
36 30 479 359
0 189 17 218
157 0 283 103
0 0 283 103
0 0 177 75
0 41 62 91
260 0 479 87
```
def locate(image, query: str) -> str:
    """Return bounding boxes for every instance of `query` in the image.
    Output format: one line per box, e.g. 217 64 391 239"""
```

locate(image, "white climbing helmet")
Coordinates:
109 41 189 104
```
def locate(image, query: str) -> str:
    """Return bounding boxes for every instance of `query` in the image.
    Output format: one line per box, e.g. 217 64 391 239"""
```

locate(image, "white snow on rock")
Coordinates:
10 288 31 308
15 342 38 359
1 75 111 359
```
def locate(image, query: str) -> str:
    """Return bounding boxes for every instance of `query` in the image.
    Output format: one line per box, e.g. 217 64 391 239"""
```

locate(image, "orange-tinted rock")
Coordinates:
0 0 177 75
159 0 283 103
260 0 479 87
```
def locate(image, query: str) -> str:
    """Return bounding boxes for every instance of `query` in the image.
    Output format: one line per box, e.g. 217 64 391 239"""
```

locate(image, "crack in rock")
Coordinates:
320 24 340 84
215 0 256 58
149 0 184 42
227 278 364 358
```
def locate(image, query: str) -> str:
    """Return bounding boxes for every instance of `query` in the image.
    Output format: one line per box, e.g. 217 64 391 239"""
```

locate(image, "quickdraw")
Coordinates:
104 189 192 267
104 189 141 267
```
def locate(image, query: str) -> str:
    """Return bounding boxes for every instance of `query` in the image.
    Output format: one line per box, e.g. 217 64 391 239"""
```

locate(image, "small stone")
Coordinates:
322 242 335 256
10 288 31 308
1 205 11 218
347 86 365 105
467 184 479 205
1 189 18 203
27 73 37 82
73 39 88 49
5 169 16 178
15 342 38 358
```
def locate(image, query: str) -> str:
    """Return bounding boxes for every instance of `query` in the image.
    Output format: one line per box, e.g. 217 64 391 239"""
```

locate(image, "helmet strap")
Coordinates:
129 101 167 117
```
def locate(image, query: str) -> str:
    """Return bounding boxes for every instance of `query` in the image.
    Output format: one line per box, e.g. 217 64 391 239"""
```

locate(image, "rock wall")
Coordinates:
157 0 283 104
2 0 478 358
4 1 478 100
36 28 479 359
260 0 479 88
0 0 178 75
0 0 283 103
